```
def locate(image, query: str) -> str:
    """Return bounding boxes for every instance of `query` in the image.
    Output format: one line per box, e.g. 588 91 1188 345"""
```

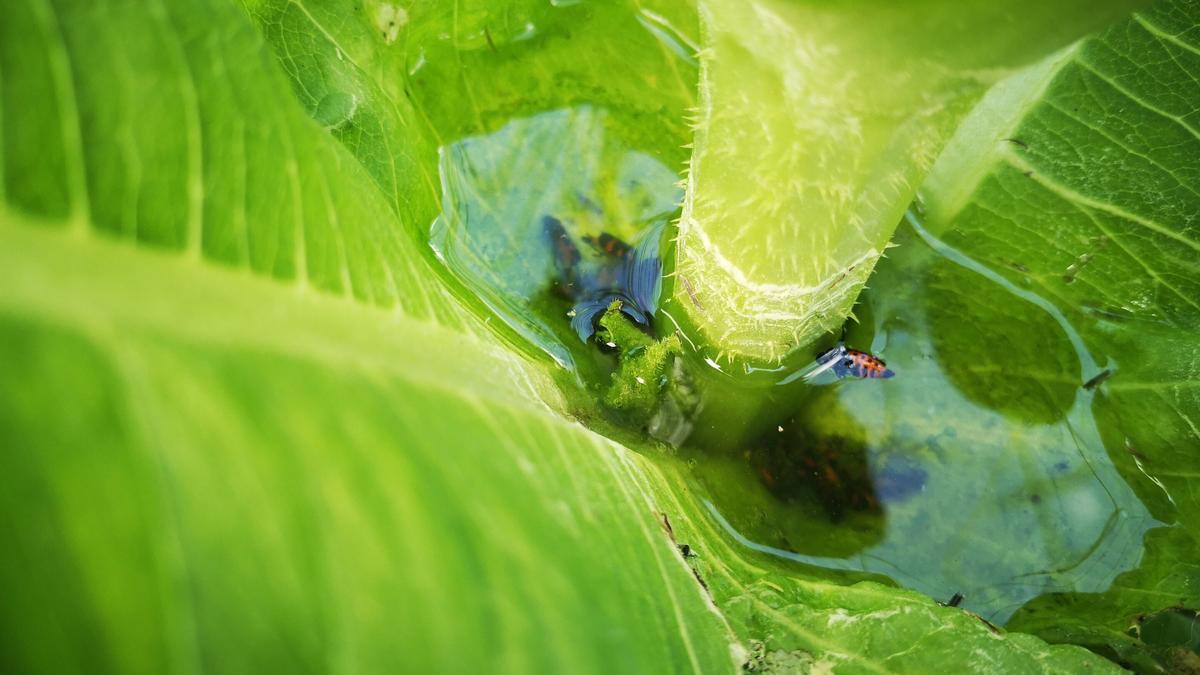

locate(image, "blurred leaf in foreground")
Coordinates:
672 0 1146 366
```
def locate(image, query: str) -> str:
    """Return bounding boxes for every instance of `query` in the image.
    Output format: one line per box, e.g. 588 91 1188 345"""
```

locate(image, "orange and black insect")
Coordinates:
583 233 632 259
840 349 894 379
809 343 894 380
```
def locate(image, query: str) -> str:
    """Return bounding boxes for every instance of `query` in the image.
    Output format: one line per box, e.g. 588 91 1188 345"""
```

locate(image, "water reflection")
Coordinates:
429 106 682 369
695 211 1160 624
418 9 1167 624
542 215 665 342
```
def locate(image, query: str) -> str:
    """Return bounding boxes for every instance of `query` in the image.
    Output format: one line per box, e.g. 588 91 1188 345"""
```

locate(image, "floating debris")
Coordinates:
939 592 965 608
1082 368 1113 390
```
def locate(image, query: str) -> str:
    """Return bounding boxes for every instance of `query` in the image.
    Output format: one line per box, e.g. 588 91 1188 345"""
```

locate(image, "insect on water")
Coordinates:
804 342 894 381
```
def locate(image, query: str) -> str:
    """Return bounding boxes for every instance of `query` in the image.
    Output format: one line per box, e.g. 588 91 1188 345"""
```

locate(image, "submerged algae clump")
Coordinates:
597 301 681 415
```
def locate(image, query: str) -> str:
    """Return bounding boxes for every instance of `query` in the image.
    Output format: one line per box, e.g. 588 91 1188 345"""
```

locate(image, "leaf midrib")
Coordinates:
0 212 550 411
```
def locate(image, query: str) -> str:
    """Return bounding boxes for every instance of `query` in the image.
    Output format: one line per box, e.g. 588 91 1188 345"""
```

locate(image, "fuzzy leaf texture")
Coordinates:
673 0 1147 365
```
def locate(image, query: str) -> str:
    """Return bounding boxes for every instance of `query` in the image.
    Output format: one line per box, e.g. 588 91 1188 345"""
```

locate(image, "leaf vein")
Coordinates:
1134 13 1200 59
34 0 91 230
1073 57 1200 143
1006 154 1200 254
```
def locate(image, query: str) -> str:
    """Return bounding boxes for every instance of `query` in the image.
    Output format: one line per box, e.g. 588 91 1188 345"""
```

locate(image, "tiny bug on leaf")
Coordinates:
805 343 894 381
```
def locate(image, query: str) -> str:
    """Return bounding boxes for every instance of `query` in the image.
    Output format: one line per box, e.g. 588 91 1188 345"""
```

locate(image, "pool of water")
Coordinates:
428 109 1164 620
429 105 682 374
414 0 1170 630
686 213 1159 623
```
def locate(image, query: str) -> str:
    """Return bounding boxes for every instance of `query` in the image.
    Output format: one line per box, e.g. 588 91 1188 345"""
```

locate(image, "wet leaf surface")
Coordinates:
920 2 1200 666
1 0 1193 672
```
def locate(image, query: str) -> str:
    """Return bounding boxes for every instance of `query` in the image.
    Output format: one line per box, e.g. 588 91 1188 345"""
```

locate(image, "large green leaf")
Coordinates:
0 0 1178 673
0 214 743 673
0 0 734 671
0 216 1125 673
671 0 1146 365
916 0 1200 667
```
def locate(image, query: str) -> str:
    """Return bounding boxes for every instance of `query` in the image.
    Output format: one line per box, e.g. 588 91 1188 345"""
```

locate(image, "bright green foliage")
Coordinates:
239 0 696 369
0 0 1190 673
0 220 738 673
0 1 736 672
673 0 1147 366
919 1 1200 667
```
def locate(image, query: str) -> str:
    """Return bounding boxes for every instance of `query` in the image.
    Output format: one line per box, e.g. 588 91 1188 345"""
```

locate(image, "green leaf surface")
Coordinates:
0 1 736 671
672 0 1146 365
0 217 737 673
0 0 1184 672
919 0 1200 666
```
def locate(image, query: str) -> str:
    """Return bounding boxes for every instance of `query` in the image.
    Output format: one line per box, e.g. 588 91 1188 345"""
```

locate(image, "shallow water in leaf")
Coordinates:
410 0 697 386
686 213 1161 624
416 0 1168 631
429 105 681 376
432 114 1165 623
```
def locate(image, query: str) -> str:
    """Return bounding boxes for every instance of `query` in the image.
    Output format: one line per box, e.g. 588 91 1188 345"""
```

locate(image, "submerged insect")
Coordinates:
805 343 894 381
582 232 632 258
542 215 664 342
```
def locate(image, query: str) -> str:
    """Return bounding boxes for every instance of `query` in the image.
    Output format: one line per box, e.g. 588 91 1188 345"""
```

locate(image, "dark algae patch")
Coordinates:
749 422 883 522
